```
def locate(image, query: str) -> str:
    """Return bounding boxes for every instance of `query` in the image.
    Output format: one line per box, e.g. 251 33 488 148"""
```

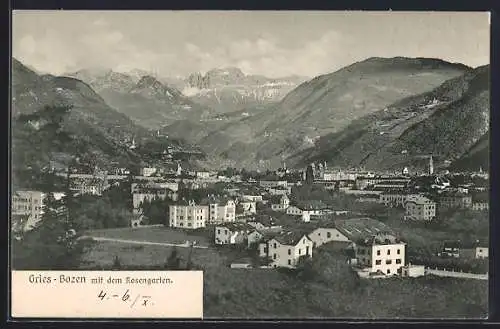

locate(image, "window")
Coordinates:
386 260 392 265
288 259 291 265
298 249 301 255
375 260 381 265
387 250 391 255
273 243 277 249
273 254 277 260
188 223 191 227
397 249 401 255
288 249 291 255
387 269 391 274
376 250 380 256
225 230 228 234
318 232 321 236
327 232 331 238
396 259 401 264
217 229 220 234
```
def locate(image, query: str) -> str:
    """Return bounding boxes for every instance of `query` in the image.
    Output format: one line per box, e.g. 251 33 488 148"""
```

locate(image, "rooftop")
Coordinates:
405 196 434 205
335 218 396 243
273 230 310 246
357 233 404 246
216 222 255 232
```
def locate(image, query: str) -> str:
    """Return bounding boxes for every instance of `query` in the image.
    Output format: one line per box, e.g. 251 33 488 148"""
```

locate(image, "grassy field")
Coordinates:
79 241 225 270
84 226 211 247
203 244 488 319
79 227 488 319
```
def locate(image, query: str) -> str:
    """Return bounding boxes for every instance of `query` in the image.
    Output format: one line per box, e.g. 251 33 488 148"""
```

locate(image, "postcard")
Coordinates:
10 10 490 319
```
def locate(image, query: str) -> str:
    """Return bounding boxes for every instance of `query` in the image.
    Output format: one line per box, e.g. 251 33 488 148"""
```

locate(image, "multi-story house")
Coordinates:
472 193 489 211
237 199 256 215
259 180 288 189
169 201 208 229
437 191 473 210
259 231 313 268
140 167 157 177
270 195 290 211
353 233 406 276
268 186 292 196
307 226 350 248
214 222 256 245
11 190 45 231
379 191 421 208
439 240 488 259
131 182 179 214
206 197 236 225
242 195 263 202
69 174 110 196
404 196 436 221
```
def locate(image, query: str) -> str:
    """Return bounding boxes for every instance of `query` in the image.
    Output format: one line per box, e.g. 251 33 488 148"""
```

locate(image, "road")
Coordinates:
79 236 209 249
425 268 488 280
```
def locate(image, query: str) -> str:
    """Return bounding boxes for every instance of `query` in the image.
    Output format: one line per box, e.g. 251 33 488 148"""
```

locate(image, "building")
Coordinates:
242 195 263 202
404 196 436 221
69 174 110 196
214 222 256 245
268 186 292 196
11 190 45 231
140 167 157 177
259 180 288 189
472 193 489 211
238 200 256 215
270 195 290 211
307 226 350 248
401 264 425 278
439 240 488 259
259 231 313 268
437 191 472 210
353 233 406 277
131 182 179 214
196 171 211 179
169 201 208 229
206 197 236 224
355 176 410 191
379 191 421 208
247 230 265 248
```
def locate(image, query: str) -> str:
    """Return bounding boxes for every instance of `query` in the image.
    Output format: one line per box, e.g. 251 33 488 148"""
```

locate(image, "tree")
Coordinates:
112 255 122 270
164 247 181 270
11 193 89 270
305 165 314 185
140 197 170 226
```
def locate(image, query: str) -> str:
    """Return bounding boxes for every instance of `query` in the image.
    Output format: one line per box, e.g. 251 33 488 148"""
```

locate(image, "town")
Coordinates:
12 154 489 281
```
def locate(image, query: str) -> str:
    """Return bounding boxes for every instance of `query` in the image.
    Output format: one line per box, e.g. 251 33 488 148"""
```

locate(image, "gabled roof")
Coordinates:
296 199 331 210
335 217 396 243
357 233 404 247
272 230 311 246
405 195 434 205
216 222 254 232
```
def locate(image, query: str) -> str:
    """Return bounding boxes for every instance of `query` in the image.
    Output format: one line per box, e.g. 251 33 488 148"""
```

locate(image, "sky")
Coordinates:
12 11 490 79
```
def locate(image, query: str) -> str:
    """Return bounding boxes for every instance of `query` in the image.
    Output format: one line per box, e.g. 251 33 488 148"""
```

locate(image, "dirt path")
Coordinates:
80 236 209 249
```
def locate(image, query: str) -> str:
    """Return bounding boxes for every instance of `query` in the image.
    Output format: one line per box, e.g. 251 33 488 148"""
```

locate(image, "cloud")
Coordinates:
178 30 346 78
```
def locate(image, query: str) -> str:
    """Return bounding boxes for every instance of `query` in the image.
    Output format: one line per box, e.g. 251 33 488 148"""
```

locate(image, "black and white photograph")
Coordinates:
10 10 490 319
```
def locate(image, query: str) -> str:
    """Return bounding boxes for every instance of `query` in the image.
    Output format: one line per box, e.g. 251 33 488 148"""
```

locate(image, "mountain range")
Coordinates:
11 58 194 187
295 64 489 172
184 67 307 113
66 69 213 129
167 57 475 170
14 56 489 174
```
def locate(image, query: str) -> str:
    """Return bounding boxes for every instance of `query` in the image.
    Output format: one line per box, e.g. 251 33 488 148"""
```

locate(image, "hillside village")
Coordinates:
10 12 489 317
12 153 489 281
